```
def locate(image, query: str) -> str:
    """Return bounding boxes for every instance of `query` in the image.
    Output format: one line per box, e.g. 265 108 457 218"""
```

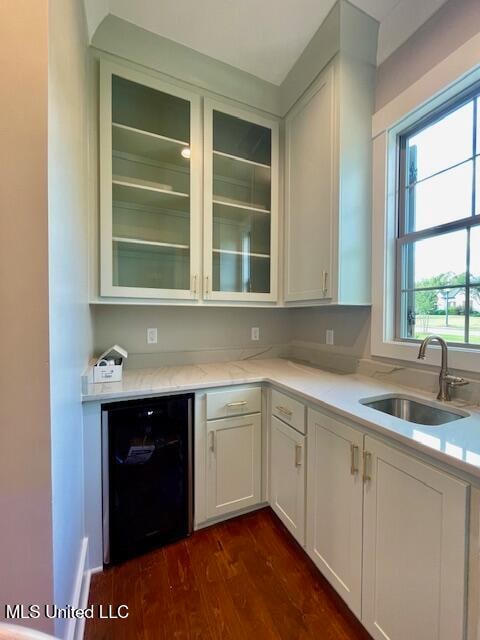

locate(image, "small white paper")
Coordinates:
124 445 155 464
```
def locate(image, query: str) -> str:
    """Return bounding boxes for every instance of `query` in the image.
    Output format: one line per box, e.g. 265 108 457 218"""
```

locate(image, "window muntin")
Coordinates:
406 101 473 182
397 90 480 346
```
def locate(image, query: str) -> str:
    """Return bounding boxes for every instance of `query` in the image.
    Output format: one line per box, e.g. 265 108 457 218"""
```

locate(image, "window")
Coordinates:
397 88 480 346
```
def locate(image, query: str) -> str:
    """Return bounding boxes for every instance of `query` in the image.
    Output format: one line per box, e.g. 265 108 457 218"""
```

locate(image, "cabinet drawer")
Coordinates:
271 389 306 434
206 387 261 420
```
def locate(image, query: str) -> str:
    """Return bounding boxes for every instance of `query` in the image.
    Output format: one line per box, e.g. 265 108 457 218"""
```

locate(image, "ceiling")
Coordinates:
84 0 448 85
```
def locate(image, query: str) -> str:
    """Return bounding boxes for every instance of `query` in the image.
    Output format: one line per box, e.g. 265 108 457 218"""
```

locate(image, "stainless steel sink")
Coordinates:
360 394 469 426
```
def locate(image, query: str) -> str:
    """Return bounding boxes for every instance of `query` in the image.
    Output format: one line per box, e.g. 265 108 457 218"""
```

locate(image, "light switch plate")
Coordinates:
326 329 334 345
251 327 260 341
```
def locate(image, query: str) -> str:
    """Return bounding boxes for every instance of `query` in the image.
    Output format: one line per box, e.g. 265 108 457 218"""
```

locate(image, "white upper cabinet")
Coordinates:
100 61 202 299
284 56 374 305
203 100 279 302
285 65 334 302
98 63 279 304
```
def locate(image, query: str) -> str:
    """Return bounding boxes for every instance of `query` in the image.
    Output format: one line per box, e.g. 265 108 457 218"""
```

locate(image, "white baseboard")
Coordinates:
72 568 91 640
64 537 89 640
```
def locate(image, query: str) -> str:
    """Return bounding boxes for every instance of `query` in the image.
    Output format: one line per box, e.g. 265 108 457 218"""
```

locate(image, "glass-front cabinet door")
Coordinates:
203 100 279 302
100 62 201 299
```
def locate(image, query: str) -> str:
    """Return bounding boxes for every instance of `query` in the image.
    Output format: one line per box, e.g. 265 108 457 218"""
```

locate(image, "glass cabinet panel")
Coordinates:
207 107 276 298
101 65 198 297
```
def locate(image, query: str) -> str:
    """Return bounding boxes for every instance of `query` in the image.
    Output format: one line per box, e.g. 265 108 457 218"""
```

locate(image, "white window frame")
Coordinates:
371 32 480 371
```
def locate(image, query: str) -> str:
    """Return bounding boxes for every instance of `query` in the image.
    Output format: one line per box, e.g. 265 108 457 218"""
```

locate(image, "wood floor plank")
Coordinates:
110 557 146 640
85 568 114 640
247 509 372 640
187 527 245 640
164 540 214 640
221 515 309 640
86 508 372 640
208 519 281 640
139 547 172 640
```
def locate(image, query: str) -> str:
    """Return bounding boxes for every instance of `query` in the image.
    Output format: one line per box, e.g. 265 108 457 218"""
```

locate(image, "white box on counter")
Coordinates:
93 344 128 383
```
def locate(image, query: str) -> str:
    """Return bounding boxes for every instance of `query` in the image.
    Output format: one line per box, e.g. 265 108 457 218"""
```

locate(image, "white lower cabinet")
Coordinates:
362 435 468 640
306 409 469 639
206 412 261 519
306 409 364 616
270 415 306 545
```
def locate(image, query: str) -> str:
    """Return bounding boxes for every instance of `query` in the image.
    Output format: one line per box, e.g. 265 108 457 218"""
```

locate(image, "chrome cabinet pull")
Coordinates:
363 450 371 482
209 430 215 452
276 405 293 417
322 271 328 296
226 400 247 408
350 444 359 475
295 444 302 467
191 273 198 296
204 275 210 296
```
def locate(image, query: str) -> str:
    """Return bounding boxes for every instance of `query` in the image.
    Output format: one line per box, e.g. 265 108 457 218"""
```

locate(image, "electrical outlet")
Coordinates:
251 327 260 341
147 328 158 344
326 329 334 345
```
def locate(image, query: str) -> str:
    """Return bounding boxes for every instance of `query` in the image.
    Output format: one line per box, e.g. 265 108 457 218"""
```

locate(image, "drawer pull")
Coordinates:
209 430 215 453
226 400 247 408
363 450 371 482
350 444 359 475
295 444 302 467
276 405 293 417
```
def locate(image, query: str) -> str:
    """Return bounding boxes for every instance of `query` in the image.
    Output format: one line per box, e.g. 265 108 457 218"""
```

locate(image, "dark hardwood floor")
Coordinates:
85 508 372 640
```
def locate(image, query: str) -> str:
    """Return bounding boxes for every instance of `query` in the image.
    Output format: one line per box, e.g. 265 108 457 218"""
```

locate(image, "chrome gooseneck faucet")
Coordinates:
417 335 468 401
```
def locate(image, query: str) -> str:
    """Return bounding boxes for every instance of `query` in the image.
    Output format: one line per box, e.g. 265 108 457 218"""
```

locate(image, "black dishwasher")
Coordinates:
102 393 193 564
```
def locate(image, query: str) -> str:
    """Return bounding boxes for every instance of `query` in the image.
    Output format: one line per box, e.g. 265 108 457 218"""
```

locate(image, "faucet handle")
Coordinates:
445 374 469 388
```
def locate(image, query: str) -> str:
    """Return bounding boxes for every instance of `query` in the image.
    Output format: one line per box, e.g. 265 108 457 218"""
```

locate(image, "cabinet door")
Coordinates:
362 436 468 640
206 414 261 519
270 416 306 545
203 99 279 302
100 61 202 299
285 64 335 302
306 410 363 616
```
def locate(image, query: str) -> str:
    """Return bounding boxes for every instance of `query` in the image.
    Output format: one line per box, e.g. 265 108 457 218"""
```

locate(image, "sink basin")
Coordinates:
360 394 469 426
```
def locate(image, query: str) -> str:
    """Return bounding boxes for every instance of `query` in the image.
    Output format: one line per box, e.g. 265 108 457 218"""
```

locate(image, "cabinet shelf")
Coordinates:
113 236 189 250
213 151 271 192
213 248 270 259
113 122 190 166
213 197 270 215
113 176 189 211
213 150 270 170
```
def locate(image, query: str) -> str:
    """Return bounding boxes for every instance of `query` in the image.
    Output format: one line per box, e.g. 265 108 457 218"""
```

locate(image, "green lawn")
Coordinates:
414 314 480 344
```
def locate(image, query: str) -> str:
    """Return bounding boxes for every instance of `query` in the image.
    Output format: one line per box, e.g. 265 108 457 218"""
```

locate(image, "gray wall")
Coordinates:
93 306 291 368
92 15 280 116
376 0 480 110
290 306 371 356
92 305 371 370
48 0 93 634
0 0 54 632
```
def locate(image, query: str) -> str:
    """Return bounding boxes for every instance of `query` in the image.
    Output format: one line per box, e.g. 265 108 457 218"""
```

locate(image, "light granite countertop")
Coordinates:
83 357 480 480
